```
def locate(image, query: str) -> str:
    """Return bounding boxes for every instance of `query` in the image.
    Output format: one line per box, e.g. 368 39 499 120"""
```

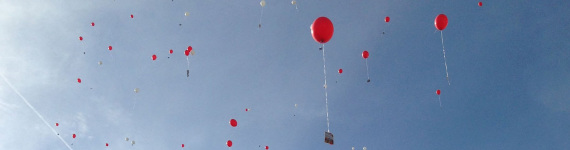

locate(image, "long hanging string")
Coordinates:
259 6 264 28
438 95 442 108
365 59 370 82
322 44 330 132
186 56 190 77
441 31 450 85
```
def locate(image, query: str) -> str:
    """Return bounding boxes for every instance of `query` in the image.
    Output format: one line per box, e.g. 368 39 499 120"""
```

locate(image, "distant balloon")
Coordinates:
362 51 369 59
169 49 173 54
478 2 483 7
187 46 193 51
291 0 296 5
185 12 189 16
230 119 237 127
338 69 343 74
184 50 190 56
226 140 233 147
131 140 135 146
130 14 134 18
182 144 185 148
79 36 83 41
152 54 157 61
108 46 113 51
98 61 103 65
260 0 266 7
72 134 76 138
295 104 298 108
385 16 390 23
436 89 441 95
266 146 269 149
363 147 367 150
125 137 129 141
434 14 448 31
106 143 109 147
91 22 95 26
55 123 59 126
77 78 82 83
245 108 249 112
310 17 334 44
134 88 139 93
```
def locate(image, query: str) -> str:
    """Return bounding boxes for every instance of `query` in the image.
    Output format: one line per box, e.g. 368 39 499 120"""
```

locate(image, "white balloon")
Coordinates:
352 147 355 150
363 147 367 150
190 50 195 56
125 137 129 141
131 141 135 145
260 0 266 7
184 12 189 16
134 88 139 93
291 0 296 5
98 61 102 65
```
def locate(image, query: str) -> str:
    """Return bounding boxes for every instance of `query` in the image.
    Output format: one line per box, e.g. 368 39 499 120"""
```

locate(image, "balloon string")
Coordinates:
186 57 190 69
322 44 330 132
365 59 370 81
0 73 74 150
438 95 442 108
441 31 450 85
259 6 264 28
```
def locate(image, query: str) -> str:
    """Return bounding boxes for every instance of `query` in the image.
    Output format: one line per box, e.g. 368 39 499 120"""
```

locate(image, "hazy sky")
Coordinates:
1 0 569 150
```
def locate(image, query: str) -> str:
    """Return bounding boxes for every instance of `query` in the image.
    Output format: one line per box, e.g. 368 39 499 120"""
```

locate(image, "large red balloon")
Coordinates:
478 2 483 7
434 14 448 31
226 140 233 147
230 119 237 127
385 16 390 23
362 51 369 59
338 69 343 74
77 78 82 83
79 36 83 41
310 17 334 44
73 134 76 138
436 89 441 95
152 54 157 61
108 46 113 51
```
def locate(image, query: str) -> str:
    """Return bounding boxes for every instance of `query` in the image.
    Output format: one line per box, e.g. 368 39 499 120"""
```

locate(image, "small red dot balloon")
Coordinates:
108 46 113 51
169 49 173 54
338 69 343 74
72 134 76 138
91 22 94 26
130 14 134 18
77 78 82 83
265 146 269 149
184 50 190 56
478 2 483 7
79 36 83 41
245 108 249 112
436 89 441 95
385 16 390 23
106 143 109 147
187 46 193 51
230 119 237 127
152 54 157 61
362 51 369 59
182 144 185 148
226 140 233 147
55 123 59 126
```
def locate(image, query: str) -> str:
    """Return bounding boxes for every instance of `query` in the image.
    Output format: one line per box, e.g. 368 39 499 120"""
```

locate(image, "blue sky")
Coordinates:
1 0 569 149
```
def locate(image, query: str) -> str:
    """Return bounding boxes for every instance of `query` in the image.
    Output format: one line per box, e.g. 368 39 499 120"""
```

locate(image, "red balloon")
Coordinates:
478 2 483 7
338 69 343 74
362 51 369 59
130 14 134 18
187 46 193 51
310 17 334 44
108 46 113 51
169 49 173 54
77 78 82 83
230 119 237 127
182 144 185 148
72 134 76 138
152 54 157 60
226 140 233 147
55 123 59 126
434 14 448 31
91 22 95 26
184 50 190 56
245 108 249 112
385 16 390 23
436 89 441 95
265 146 269 150
79 36 83 41
106 143 109 147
